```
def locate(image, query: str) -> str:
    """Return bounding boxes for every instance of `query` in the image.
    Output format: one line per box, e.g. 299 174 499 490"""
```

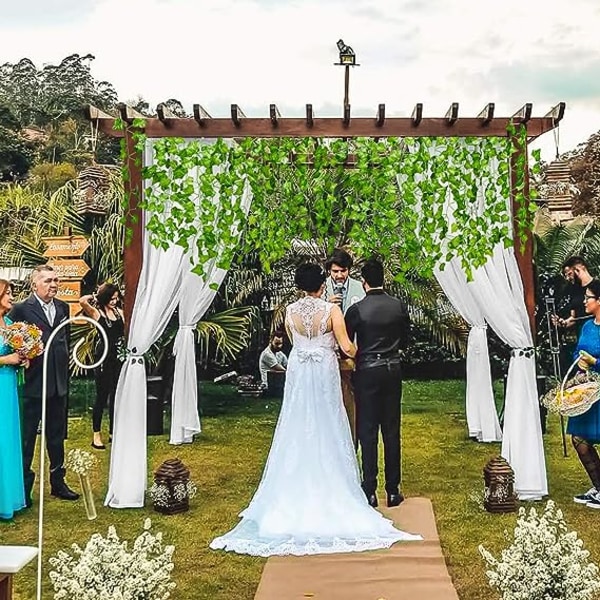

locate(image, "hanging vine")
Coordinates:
125 128 538 280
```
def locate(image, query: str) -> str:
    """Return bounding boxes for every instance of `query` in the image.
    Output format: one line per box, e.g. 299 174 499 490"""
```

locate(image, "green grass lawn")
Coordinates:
2 378 600 599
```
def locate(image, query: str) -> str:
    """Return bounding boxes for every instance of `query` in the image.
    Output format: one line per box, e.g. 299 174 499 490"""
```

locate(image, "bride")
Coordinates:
210 263 421 556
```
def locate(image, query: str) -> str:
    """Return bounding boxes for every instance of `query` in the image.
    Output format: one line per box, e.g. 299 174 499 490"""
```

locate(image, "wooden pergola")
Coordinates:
86 100 565 331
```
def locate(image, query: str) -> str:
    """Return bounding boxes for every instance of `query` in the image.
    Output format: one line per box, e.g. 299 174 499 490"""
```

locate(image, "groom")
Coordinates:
345 259 410 508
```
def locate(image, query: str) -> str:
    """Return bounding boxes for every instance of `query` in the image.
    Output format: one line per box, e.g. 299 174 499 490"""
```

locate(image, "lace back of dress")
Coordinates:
287 297 331 340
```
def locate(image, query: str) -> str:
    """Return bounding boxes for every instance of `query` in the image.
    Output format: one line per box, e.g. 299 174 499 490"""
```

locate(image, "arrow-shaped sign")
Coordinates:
47 259 91 280
43 235 90 258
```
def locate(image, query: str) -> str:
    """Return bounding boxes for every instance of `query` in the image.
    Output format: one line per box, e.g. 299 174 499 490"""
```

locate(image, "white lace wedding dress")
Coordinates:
210 296 422 556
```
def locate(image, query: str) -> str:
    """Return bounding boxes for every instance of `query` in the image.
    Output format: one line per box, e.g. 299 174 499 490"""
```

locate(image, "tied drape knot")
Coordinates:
127 347 144 365
179 325 195 330
473 324 487 330
511 346 535 359
297 347 325 363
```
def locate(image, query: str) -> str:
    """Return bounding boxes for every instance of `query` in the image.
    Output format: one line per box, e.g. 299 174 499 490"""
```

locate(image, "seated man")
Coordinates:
259 330 288 391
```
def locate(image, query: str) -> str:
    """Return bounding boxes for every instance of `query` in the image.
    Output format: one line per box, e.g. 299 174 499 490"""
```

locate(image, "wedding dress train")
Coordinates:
210 296 421 556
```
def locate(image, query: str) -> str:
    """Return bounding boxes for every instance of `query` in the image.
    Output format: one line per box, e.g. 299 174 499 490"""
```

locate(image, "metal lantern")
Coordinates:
152 458 191 515
336 39 357 66
483 456 518 513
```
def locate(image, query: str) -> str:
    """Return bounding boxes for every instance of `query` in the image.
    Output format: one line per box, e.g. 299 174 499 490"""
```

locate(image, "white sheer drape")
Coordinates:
470 245 547 499
170 178 252 444
105 139 187 508
434 260 502 442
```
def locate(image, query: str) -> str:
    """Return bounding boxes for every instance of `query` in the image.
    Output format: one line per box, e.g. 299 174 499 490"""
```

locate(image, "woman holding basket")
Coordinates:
569 278 600 508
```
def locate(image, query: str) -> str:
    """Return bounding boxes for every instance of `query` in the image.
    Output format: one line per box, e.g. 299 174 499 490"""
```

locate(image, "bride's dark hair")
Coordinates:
295 263 326 293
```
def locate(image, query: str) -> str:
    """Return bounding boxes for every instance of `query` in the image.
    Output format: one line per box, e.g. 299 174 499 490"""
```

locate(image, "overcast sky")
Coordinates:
1 0 599 161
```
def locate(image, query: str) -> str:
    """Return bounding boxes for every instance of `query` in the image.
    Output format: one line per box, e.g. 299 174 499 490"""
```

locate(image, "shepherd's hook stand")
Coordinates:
35 316 108 600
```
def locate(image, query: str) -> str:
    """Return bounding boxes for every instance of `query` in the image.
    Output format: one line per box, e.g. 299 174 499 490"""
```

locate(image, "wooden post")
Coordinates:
510 126 536 337
122 126 144 334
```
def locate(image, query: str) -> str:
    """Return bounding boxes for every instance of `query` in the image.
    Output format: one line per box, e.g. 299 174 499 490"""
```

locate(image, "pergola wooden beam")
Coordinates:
512 102 532 124
445 102 459 126
90 113 561 140
376 104 385 127
411 103 423 126
193 104 212 126
230 104 246 127
156 102 179 126
118 102 146 123
269 103 281 127
477 102 495 126
306 104 314 127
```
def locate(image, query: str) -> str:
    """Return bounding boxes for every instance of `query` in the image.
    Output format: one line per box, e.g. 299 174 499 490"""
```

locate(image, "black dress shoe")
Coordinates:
387 492 405 507
367 494 378 508
51 482 80 501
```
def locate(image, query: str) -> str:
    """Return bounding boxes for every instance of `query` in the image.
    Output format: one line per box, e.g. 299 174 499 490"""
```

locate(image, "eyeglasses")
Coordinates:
584 295 598 302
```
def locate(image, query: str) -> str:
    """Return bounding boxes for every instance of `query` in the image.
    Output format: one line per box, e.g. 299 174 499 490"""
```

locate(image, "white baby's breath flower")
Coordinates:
48 520 176 600
65 448 96 477
479 500 600 600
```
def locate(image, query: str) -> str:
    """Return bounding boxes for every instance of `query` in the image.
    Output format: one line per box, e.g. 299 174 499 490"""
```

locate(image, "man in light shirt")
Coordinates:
259 330 288 389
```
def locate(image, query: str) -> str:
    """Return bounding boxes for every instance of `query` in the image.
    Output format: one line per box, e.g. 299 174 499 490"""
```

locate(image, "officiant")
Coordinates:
324 249 365 446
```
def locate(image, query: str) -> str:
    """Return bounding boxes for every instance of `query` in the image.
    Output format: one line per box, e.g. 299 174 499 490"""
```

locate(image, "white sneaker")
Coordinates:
574 487 597 504
587 491 600 509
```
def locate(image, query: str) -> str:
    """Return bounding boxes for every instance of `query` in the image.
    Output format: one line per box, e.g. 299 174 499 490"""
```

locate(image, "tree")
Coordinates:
0 54 120 172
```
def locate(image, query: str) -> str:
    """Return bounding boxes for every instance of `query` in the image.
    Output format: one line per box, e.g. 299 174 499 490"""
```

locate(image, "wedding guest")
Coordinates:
0 279 27 519
554 257 596 374
568 278 600 509
79 283 125 450
324 248 365 314
8 264 79 505
258 330 287 389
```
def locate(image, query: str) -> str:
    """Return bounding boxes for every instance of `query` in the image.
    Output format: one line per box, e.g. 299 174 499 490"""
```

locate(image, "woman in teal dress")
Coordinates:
0 279 27 519
568 278 600 509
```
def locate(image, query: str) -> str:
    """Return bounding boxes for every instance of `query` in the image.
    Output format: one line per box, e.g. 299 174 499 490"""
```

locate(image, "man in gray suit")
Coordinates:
324 248 365 314
8 264 79 505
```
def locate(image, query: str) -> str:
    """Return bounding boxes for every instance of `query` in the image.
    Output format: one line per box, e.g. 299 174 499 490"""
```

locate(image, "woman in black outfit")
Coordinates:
79 283 125 449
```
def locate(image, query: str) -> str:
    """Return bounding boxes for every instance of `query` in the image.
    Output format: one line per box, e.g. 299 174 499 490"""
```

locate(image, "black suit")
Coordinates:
8 295 70 498
345 289 410 497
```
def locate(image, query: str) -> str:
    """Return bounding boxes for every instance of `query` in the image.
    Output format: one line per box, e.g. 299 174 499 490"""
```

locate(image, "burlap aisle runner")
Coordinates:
254 497 459 600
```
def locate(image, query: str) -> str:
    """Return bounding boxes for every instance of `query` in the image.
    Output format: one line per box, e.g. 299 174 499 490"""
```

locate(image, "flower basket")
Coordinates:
541 357 600 417
150 458 196 515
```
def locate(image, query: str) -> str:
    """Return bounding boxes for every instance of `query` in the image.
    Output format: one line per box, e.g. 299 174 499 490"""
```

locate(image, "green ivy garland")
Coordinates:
116 121 539 281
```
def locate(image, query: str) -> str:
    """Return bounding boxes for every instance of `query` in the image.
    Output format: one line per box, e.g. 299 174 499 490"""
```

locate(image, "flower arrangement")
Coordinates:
0 321 44 359
65 448 96 477
149 480 197 508
479 500 600 600
65 448 97 520
48 518 176 600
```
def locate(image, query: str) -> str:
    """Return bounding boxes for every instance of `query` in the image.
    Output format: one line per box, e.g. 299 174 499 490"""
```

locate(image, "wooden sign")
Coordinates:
47 259 91 279
68 302 84 320
56 280 82 303
42 235 90 258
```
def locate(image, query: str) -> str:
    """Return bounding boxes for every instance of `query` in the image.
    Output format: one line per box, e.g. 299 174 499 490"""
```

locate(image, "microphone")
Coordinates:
333 282 344 297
